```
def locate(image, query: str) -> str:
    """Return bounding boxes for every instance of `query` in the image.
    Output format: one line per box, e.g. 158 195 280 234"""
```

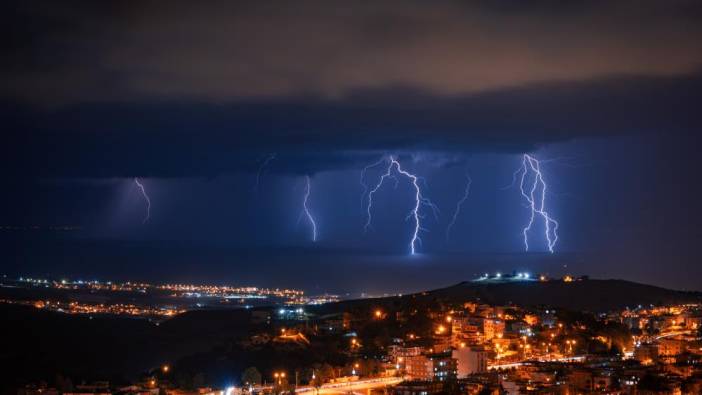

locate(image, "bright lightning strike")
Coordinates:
134 177 151 224
517 154 559 253
254 153 276 191
364 156 438 254
360 155 389 208
446 174 472 241
302 175 317 242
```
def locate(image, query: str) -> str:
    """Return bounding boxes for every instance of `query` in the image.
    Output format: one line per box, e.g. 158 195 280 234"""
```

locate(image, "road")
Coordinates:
295 377 405 395
488 355 586 370
654 329 693 340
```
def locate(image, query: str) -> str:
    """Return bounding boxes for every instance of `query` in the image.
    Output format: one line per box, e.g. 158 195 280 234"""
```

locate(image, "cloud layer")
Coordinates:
3 1 702 105
2 1 701 177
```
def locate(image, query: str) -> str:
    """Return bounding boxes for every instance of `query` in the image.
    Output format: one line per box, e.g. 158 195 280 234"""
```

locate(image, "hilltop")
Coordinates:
316 278 702 314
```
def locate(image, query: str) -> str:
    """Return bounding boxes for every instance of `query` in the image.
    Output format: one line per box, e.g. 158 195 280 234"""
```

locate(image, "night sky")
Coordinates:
2 1 701 294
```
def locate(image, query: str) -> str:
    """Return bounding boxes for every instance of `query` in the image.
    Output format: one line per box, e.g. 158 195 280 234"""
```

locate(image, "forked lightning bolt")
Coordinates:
517 154 559 253
360 155 389 207
446 174 472 241
134 177 151 224
364 156 438 254
302 175 317 242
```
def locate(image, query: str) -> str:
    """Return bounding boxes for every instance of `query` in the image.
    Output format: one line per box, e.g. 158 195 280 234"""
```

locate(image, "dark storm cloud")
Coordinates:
3 0 702 104
3 71 701 177
2 0 701 177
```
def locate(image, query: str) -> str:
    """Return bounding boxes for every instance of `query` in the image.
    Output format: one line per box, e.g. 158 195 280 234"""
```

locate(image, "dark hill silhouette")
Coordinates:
312 278 702 315
425 279 702 312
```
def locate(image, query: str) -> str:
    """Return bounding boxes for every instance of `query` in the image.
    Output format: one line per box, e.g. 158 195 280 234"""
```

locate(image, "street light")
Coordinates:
274 372 286 386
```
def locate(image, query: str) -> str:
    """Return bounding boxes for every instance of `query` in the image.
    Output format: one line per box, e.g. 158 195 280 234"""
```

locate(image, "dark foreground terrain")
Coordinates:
3 278 700 394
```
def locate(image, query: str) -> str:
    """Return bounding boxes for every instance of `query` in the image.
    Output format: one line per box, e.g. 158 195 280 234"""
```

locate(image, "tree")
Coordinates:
241 367 262 387
311 363 334 394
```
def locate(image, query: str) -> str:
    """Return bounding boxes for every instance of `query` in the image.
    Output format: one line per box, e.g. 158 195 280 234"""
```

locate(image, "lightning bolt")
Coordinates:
254 153 276 191
360 155 389 207
134 177 151 224
517 154 559 253
364 156 438 254
302 175 317 242
446 174 472 241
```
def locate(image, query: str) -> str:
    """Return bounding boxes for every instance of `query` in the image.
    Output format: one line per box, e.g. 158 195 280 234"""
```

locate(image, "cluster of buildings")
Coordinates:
10 274 702 395
382 300 702 394
34 300 185 318
233 275 702 394
9 275 310 303
296 285 702 394
1 275 338 319
0 297 184 319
